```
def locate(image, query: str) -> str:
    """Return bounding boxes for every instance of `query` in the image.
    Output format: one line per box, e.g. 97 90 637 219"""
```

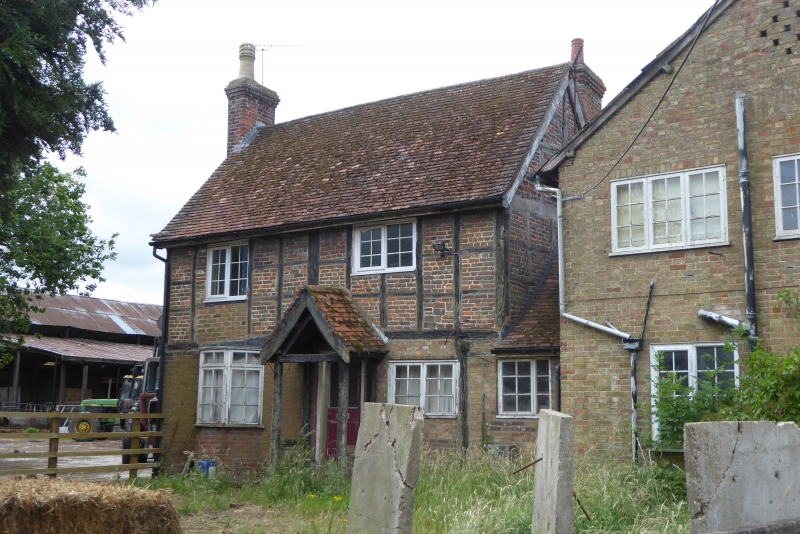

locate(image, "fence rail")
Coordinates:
0 411 164 479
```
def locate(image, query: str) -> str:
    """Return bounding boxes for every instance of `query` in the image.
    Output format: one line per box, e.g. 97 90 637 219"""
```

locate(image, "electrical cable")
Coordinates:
575 0 721 198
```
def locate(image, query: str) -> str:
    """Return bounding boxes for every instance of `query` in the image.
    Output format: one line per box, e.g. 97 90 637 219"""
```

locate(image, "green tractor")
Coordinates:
68 374 143 439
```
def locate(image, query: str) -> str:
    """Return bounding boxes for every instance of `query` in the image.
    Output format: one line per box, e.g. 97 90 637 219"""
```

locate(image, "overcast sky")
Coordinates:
52 0 713 306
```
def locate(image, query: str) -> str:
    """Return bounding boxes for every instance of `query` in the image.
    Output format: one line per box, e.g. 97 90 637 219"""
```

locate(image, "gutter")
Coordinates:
152 245 170 477
534 178 633 340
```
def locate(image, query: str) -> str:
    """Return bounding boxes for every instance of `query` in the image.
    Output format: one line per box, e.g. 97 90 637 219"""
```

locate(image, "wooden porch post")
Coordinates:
336 360 349 473
314 361 330 466
270 362 283 472
81 364 89 401
11 351 20 405
300 362 312 446
58 362 66 406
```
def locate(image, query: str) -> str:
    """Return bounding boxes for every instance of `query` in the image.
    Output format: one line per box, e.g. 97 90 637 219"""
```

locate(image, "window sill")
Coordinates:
203 296 248 305
496 414 539 420
774 234 800 242
352 266 415 277
423 414 458 420
608 241 730 257
194 423 264 429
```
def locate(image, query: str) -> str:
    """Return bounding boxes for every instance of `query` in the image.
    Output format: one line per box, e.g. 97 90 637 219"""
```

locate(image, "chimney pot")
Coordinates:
571 38 585 63
238 43 256 80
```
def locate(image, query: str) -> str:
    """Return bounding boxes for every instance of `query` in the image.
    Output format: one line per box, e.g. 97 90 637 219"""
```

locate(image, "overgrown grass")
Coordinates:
136 448 690 533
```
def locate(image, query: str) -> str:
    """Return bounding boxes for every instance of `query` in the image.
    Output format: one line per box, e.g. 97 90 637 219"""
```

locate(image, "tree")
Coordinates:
0 0 153 218
0 164 116 366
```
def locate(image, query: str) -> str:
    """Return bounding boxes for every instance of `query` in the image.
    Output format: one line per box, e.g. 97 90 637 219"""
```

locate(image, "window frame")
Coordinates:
205 241 250 302
196 350 263 427
387 360 459 418
352 219 417 276
610 166 728 254
496 359 552 419
649 342 738 439
773 153 800 239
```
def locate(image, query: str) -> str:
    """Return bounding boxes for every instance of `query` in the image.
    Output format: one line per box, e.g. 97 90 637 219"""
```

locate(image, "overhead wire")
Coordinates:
575 0 722 198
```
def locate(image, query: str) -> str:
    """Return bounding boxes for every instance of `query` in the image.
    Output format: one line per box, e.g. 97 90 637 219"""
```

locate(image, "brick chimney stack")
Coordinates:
224 43 280 154
571 38 585 63
569 38 605 122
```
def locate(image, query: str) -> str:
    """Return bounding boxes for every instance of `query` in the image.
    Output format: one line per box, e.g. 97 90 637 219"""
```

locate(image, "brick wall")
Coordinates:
557 0 800 458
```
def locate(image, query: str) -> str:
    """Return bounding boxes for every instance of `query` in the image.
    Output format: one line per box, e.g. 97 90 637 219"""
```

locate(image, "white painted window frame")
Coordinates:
205 241 249 302
610 165 728 254
196 350 263 426
649 342 738 439
773 153 800 239
496 359 551 419
352 219 417 275
387 360 459 418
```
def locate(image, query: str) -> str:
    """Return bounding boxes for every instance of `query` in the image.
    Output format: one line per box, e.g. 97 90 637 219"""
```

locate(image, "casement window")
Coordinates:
497 360 551 417
388 361 458 417
206 242 249 301
353 220 416 275
611 166 727 253
197 351 263 425
774 154 800 238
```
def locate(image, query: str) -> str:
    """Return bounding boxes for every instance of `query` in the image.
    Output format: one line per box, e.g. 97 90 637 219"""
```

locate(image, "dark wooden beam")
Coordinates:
308 231 320 285
276 237 284 322
336 361 349 474
279 314 314 356
277 354 340 363
301 363 312 446
270 362 283 473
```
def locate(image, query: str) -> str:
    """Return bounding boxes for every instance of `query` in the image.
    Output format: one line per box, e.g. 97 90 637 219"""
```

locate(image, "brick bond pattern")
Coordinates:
557 0 800 458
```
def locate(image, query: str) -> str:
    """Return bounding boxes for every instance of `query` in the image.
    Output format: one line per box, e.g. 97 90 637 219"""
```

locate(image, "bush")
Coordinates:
24 427 39 434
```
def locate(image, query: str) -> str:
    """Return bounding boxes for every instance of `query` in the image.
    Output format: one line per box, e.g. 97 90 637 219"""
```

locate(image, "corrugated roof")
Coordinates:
29 294 162 337
153 64 570 244
21 336 154 365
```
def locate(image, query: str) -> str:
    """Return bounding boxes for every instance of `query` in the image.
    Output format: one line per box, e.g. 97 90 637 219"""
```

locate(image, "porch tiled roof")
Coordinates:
153 64 569 244
262 286 387 362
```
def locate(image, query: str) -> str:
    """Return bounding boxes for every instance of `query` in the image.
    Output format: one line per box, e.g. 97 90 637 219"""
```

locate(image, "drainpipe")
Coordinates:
735 92 757 351
534 179 633 340
698 309 740 329
152 245 170 477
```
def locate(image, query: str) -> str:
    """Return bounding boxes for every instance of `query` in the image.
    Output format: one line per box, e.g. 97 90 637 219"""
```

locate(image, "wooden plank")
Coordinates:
0 448 163 460
0 431 164 440
336 360 349 474
270 362 283 472
276 354 339 363
0 462 161 478
300 362 312 444
0 412 165 419
314 361 330 466
48 418 59 478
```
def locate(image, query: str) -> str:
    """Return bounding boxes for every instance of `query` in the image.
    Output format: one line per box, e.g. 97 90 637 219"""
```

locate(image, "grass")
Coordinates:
136 447 690 533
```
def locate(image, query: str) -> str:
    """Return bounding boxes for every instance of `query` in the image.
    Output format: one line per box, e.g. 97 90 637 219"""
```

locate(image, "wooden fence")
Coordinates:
0 411 163 479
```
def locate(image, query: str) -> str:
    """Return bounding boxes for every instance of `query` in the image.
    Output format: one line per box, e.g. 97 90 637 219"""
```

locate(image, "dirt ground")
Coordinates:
180 505 309 534
0 429 153 481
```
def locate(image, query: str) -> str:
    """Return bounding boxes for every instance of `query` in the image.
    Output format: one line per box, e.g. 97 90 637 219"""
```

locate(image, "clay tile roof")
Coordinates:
498 252 560 349
261 286 387 363
153 64 570 244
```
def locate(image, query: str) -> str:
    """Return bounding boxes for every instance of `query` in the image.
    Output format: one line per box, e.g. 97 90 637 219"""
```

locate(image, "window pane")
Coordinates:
210 249 226 296
232 353 246 364
503 395 516 411
502 362 515 376
667 177 681 198
690 172 723 242
229 245 248 297
706 217 721 239
502 376 516 394
537 394 550 410
518 395 532 412
617 227 631 248
360 228 382 268
517 376 531 394
673 351 689 371
705 172 720 194
689 174 704 195
229 405 244 423
652 179 666 201
387 223 414 269
615 181 645 249
780 160 797 184
783 207 799 231
617 206 630 226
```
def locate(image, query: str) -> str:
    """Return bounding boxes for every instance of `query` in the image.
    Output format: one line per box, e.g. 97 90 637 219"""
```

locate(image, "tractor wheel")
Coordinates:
69 418 99 441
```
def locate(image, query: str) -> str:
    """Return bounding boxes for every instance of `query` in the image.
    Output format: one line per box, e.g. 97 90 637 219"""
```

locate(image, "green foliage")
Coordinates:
651 290 800 447
650 353 736 449
0 0 154 214
0 164 116 366
24 426 39 433
139 452 691 534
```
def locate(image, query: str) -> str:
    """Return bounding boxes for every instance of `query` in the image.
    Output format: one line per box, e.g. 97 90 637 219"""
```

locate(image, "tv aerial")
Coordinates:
254 44 305 85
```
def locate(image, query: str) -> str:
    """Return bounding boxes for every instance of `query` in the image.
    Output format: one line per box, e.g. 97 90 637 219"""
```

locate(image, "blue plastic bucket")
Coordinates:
197 460 217 476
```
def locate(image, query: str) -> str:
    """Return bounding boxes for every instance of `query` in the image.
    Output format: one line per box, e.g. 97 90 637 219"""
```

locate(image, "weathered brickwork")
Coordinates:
557 0 800 458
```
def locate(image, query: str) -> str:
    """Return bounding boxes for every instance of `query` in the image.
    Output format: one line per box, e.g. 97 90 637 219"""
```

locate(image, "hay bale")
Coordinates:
0 478 181 534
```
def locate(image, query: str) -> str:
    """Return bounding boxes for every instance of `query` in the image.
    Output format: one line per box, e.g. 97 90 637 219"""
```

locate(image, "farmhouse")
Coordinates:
537 0 800 460
151 41 605 472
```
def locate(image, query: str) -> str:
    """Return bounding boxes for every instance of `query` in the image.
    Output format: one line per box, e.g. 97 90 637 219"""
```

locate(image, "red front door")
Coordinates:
326 361 361 458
